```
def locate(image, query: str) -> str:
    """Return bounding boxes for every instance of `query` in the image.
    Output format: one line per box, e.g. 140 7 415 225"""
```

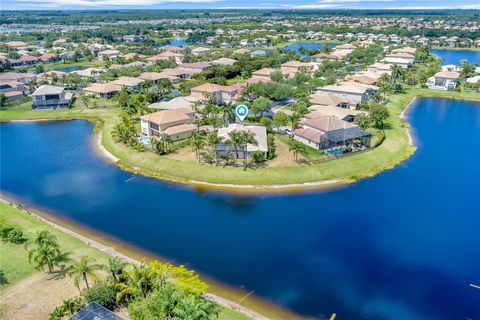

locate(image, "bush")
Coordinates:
250 151 265 163
0 224 26 244
83 282 117 310
49 297 85 320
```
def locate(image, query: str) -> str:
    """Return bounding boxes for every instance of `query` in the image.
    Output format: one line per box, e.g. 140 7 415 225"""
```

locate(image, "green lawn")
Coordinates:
0 202 251 319
218 307 252 320
1 88 479 187
0 202 110 292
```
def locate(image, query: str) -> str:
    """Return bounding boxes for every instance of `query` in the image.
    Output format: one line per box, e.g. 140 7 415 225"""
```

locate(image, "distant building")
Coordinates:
31 85 74 109
191 47 211 57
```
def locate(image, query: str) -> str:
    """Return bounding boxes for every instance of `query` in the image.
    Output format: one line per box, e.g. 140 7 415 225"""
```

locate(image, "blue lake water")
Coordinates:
1 98 480 320
169 38 187 47
52 65 87 73
283 42 337 59
432 49 480 66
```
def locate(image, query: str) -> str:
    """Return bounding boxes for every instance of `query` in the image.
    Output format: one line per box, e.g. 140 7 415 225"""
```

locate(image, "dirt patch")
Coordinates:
165 146 197 162
0 272 79 320
267 136 308 167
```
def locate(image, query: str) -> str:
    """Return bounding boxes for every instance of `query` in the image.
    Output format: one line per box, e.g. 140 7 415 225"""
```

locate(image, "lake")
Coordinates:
431 49 480 66
52 65 87 73
283 42 337 59
169 38 187 47
1 98 479 320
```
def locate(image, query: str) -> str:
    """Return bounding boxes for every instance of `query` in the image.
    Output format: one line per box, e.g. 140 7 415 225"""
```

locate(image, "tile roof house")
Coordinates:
294 115 371 150
110 76 144 90
217 124 268 159
31 85 74 109
317 82 377 103
190 83 244 104
210 57 237 66
427 71 460 90
83 83 123 98
191 47 211 57
0 72 36 83
140 108 196 141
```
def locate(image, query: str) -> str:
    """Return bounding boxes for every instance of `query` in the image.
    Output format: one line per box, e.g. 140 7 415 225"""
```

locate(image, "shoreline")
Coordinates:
3 91 479 195
0 194 302 320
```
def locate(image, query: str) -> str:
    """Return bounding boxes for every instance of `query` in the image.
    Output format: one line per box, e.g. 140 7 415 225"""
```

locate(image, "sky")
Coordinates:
2 0 480 11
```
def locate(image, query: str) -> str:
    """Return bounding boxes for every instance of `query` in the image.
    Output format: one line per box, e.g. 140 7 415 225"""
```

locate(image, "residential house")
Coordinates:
140 108 196 141
427 71 460 90
148 96 197 110
178 62 211 73
158 45 184 54
294 116 371 150
111 76 144 90
309 93 358 109
98 49 120 61
83 83 122 98
317 82 377 103
72 68 106 80
138 72 176 84
190 83 243 104
31 85 74 109
0 72 36 84
210 58 237 66
217 124 268 160
191 47 211 57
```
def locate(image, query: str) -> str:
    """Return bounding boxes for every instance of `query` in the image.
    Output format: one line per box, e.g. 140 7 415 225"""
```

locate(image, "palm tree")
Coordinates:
27 241 61 273
289 139 307 162
159 133 173 154
223 103 236 123
190 132 205 162
391 65 405 83
239 131 258 170
227 130 242 164
104 257 125 282
288 113 300 135
206 132 223 166
116 263 154 302
68 256 103 291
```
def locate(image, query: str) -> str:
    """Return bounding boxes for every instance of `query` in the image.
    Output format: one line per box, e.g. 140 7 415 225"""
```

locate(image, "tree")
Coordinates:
222 103 236 123
288 113 301 133
153 133 173 155
239 131 258 170
390 64 405 83
116 262 156 302
273 111 288 129
369 104 390 132
26 230 62 273
251 97 271 119
104 257 125 282
206 132 223 166
190 132 205 162
226 129 242 164
0 93 7 107
355 113 371 130
288 139 307 162
128 284 220 320
111 113 137 146
68 256 103 291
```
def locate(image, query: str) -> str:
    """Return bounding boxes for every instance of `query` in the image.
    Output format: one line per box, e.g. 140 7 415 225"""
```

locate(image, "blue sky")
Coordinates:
2 0 480 10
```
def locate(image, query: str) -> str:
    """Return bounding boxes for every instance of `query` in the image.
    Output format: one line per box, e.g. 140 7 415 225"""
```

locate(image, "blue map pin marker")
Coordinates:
235 104 249 122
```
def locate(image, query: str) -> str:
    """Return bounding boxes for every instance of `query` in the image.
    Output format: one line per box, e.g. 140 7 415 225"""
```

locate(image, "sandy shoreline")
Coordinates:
0 195 301 320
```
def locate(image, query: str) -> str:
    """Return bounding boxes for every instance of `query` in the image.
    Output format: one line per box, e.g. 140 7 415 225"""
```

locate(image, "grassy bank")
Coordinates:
1 89 479 189
0 201 253 320
0 202 110 292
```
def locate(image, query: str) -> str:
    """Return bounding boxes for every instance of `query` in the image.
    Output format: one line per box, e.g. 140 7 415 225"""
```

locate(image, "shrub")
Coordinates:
83 282 117 310
250 151 265 163
0 224 26 244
